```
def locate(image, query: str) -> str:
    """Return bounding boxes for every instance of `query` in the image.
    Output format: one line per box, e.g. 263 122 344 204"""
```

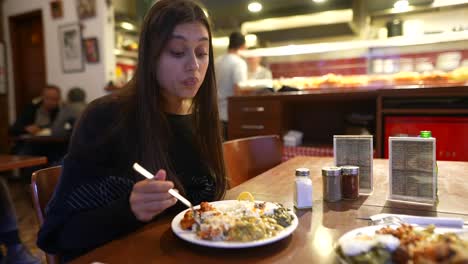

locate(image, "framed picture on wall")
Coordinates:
50 0 63 19
76 0 96 20
83 37 99 63
59 23 84 73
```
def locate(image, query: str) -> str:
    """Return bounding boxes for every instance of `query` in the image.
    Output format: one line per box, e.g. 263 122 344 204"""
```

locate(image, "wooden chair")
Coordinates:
223 135 283 188
31 166 62 264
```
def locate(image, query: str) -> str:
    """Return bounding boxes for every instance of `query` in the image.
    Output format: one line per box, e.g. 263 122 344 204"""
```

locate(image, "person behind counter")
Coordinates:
215 32 247 140
246 52 272 80
37 0 227 261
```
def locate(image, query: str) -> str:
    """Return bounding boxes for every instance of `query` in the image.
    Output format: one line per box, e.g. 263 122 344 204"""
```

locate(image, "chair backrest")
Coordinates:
223 135 283 188
31 166 62 264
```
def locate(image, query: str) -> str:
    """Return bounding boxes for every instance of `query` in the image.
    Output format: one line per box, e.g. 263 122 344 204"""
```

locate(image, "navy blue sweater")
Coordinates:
37 95 216 262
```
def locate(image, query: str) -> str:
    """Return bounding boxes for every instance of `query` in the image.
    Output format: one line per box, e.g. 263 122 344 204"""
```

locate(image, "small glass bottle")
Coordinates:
420 130 432 138
322 167 342 202
341 166 359 200
294 168 313 209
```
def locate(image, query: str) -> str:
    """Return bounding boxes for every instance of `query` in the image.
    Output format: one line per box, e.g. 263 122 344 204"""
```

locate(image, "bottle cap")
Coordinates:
322 167 341 177
295 168 310 177
420 131 432 138
341 166 359 175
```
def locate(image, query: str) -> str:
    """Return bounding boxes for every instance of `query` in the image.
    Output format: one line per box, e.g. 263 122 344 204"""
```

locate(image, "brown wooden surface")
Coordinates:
9 10 46 115
223 135 282 188
31 166 62 264
14 135 68 143
30 166 62 225
0 3 9 154
0 155 47 172
72 156 468 264
0 95 9 153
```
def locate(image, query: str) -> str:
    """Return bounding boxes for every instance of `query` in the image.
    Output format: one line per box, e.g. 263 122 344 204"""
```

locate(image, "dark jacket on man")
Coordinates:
9 99 60 136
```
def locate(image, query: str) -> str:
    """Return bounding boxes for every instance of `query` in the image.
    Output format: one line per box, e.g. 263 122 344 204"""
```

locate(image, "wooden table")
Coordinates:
72 157 468 264
0 155 47 172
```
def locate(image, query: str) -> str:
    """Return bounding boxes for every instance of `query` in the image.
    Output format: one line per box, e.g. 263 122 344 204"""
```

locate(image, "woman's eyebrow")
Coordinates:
171 34 209 42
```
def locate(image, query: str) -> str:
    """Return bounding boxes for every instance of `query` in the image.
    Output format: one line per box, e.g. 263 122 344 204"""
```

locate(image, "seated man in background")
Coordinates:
51 87 87 137
9 85 61 137
9 85 64 177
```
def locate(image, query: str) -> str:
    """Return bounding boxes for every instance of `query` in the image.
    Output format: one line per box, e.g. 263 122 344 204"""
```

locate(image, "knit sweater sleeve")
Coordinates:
37 97 144 261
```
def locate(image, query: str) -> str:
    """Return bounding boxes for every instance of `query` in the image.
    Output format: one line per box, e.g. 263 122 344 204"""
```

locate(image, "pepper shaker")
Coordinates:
322 167 342 202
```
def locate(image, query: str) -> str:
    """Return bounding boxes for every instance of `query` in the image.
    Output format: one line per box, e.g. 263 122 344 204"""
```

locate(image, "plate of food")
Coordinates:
335 223 468 263
171 193 298 248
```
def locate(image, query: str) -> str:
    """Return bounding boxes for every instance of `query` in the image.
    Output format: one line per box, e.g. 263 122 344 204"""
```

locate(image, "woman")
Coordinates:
37 0 227 261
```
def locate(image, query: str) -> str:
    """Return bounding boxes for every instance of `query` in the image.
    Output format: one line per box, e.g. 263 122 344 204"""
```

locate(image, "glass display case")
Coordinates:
239 32 468 91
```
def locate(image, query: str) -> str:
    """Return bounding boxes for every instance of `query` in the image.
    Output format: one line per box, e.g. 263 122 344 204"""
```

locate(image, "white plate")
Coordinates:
339 224 467 243
336 224 468 263
171 200 299 248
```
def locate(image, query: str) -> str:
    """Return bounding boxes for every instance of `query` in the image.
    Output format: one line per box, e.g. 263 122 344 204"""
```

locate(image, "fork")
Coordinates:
371 216 404 226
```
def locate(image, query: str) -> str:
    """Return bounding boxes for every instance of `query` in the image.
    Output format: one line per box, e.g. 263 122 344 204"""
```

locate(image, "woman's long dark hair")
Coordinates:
118 0 226 200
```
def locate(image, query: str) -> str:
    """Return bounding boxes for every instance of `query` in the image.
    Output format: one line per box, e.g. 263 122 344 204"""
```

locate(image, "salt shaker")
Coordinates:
294 168 313 209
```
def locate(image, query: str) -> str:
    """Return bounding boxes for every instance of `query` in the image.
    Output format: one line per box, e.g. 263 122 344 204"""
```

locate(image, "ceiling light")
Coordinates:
248 2 262 13
393 0 410 12
313 0 327 3
120 22 135 31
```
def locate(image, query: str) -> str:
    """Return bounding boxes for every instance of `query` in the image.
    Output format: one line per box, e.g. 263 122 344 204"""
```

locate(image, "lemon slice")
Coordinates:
237 191 254 201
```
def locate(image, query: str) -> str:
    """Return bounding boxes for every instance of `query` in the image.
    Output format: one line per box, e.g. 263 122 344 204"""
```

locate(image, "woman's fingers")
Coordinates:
131 191 174 204
133 179 174 193
130 195 177 222
137 198 177 212
154 169 166 180
129 173 178 221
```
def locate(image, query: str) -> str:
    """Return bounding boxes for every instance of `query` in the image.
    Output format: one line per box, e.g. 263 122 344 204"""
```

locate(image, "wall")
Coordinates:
114 0 136 18
3 0 115 123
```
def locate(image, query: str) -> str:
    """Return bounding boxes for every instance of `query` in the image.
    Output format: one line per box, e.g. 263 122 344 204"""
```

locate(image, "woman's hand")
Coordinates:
25 125 41 135
129 169 177 222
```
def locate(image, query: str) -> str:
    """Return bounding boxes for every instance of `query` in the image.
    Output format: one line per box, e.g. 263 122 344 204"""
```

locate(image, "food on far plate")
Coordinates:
337 224 468 264
180 200 294 242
